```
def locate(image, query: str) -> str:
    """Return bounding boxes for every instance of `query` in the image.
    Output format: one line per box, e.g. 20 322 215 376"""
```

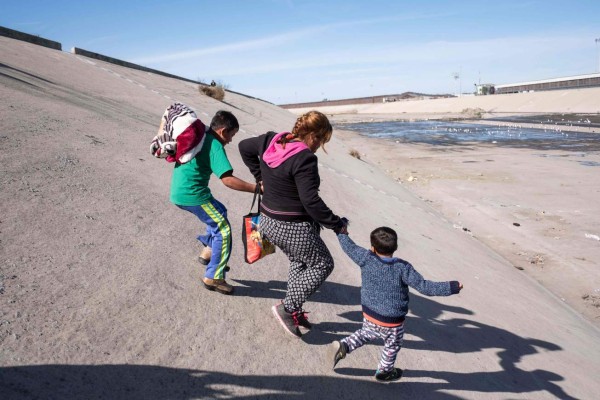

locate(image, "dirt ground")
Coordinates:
333 125 600 326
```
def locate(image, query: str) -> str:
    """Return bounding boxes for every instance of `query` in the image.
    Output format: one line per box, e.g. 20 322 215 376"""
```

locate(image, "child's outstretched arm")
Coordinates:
220 171 258 193
337 233 371 267
402 262 462 296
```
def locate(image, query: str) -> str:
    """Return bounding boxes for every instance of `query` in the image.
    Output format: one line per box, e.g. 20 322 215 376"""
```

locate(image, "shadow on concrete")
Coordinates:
0 289 575 399
228 280 574 398
302 310 365 345
0 62 56 84
310 293 571 398
0 364 446 399
0 71 41 88
0 354 575 400
405 295 573 398
231 279 362 307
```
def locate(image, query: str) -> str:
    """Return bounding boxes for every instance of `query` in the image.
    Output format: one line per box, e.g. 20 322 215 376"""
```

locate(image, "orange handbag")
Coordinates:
242 186 275 264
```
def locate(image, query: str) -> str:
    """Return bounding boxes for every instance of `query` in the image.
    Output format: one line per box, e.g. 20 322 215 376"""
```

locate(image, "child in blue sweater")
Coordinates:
329 227 462 382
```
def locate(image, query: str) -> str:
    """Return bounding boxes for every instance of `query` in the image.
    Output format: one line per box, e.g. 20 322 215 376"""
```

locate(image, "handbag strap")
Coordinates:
250 184 261 212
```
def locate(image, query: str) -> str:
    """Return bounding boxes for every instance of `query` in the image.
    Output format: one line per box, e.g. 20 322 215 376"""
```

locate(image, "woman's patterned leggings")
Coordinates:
342 318 405 373
260 215 334 313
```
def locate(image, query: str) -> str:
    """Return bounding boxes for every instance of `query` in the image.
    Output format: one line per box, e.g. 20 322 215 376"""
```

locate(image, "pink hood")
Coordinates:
262 132 309 168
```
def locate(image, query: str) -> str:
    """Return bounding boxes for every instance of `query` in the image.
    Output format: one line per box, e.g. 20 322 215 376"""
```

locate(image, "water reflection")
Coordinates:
337 120 599 150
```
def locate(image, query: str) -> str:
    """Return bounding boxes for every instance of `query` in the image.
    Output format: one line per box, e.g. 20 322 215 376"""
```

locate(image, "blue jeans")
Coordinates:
177 198 231 279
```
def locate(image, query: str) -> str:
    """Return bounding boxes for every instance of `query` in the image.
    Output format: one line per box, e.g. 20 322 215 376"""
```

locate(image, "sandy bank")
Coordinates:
335 128 600 325
289 86 600 117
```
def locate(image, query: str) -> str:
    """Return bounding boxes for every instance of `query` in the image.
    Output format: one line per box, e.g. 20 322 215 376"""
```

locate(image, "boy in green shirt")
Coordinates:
171 110 257 294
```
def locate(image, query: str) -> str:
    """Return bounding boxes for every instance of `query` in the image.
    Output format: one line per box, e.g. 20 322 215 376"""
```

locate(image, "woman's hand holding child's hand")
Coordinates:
340 217 349 234
335 218 349 235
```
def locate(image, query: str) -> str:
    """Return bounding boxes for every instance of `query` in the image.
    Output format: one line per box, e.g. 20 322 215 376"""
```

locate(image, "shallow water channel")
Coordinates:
337 120 600 151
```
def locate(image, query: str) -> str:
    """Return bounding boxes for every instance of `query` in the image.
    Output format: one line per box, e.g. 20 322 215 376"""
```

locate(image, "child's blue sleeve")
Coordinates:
337 234 371 267
402 262 453 296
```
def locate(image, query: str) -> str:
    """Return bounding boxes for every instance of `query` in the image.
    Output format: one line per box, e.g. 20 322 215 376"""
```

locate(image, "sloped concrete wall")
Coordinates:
0 26 61 50
71 47 200 84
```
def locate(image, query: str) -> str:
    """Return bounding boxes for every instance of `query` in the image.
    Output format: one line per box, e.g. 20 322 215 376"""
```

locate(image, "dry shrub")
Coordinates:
200 85 225 101
349 149 361 159
461 107 485 119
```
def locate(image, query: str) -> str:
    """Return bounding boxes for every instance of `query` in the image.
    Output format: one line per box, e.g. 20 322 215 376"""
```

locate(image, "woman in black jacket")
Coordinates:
239 111 347 338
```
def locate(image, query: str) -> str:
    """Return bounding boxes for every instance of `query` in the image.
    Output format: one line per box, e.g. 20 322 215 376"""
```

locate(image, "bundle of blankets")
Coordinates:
150 102 206 163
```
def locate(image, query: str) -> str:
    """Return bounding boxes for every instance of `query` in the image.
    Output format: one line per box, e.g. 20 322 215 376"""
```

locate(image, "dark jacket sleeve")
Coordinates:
292 152 343 230
238 132 276 182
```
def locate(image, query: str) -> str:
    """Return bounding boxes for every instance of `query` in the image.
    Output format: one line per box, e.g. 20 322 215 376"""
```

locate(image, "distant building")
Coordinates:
475 84 496 95
279 92 452 108
495 73 600 94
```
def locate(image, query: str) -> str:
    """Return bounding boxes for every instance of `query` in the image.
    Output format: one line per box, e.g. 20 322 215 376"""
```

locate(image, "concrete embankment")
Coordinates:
0 25 61 50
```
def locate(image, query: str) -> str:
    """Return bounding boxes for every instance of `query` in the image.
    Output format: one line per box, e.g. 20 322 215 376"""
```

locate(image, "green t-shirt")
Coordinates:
170 132 233 206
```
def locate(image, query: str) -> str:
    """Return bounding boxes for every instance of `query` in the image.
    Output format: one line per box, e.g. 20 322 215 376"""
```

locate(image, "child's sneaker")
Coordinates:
327 340 347 369
374 368 403 382
272 302 301 338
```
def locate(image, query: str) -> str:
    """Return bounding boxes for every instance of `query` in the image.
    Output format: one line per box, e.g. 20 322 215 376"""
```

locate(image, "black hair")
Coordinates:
370 226 398 255
210 110 239 134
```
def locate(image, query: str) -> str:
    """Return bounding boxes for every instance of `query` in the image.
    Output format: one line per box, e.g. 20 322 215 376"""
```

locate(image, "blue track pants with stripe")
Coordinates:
177 197 231 279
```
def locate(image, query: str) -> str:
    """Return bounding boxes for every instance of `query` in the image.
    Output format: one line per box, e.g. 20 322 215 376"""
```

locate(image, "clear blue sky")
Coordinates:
2 0 600 104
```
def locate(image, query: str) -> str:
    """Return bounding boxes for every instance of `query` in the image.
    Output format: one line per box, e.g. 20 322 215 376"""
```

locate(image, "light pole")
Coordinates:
451 66 463 96
459 66 462 96
452 72 460 96
596 38 600 72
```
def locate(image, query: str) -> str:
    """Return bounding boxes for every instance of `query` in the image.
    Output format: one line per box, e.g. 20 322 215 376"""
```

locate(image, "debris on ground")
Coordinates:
529 254 545 265
582 294 600 308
